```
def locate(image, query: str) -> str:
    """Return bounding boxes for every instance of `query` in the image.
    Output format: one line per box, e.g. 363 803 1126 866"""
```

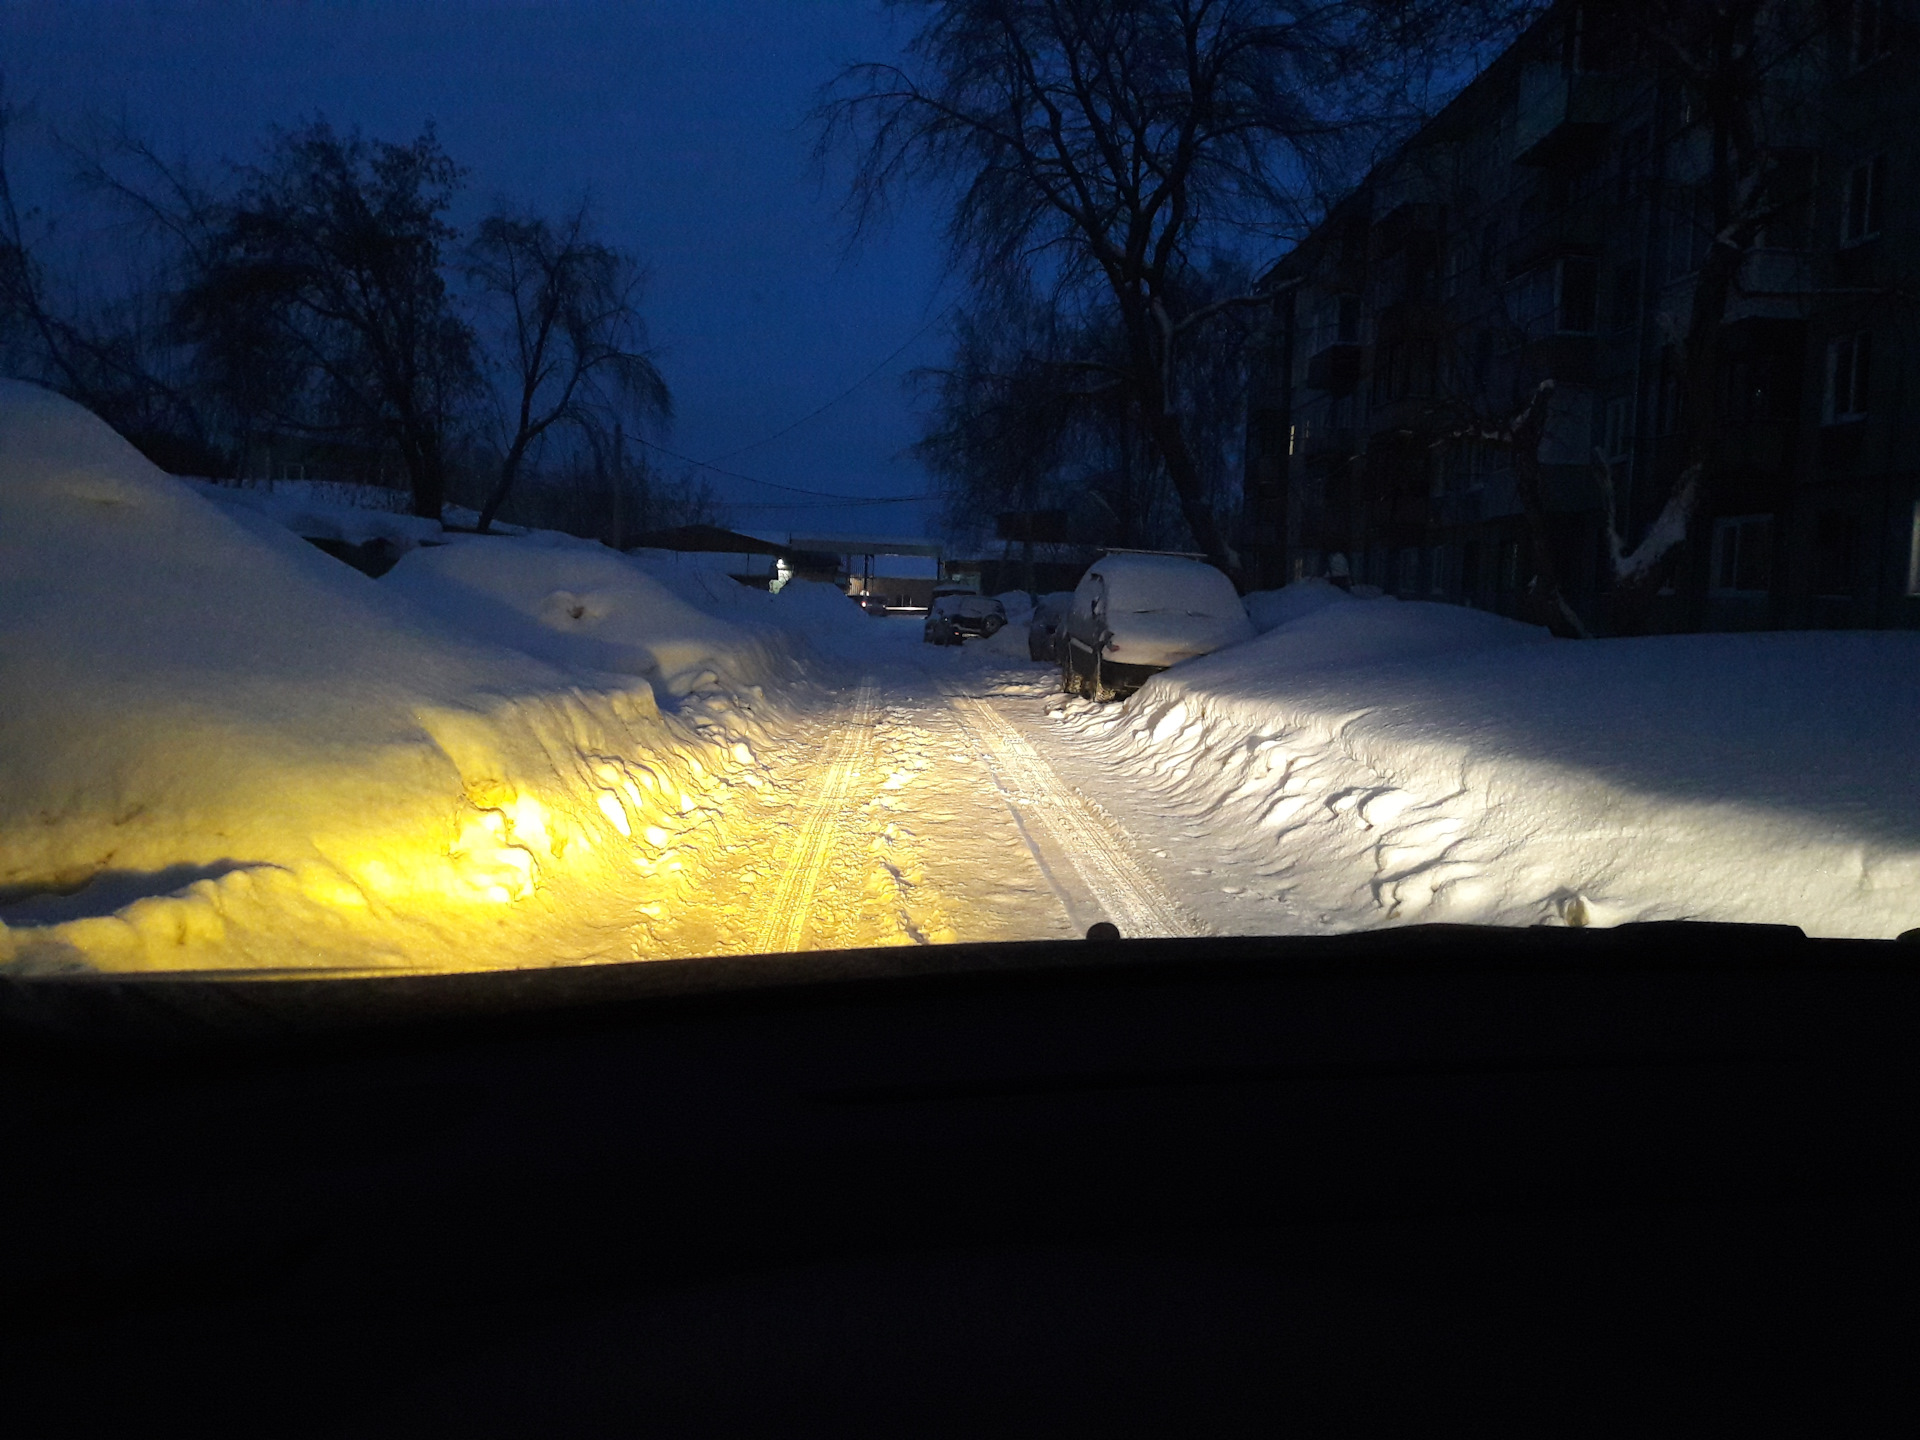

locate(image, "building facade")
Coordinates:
1242 0 1920 633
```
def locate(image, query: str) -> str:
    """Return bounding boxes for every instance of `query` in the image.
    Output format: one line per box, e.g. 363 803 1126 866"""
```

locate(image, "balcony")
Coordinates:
1366 395 1448 438
1305 342 1363 393
1513 65 1622 167
1727 249 1814 324
1301 425 1359 470
1522 332 1600 386
1506 202 1607 278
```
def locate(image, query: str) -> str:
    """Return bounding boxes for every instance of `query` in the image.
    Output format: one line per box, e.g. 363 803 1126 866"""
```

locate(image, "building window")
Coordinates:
1602 396 1633 465
1609 261 1640 331
1665 188 1713 281
1710 515 1773 595
1827 332 1872 423
1511 257 1598 339
1841 157 1884 246
1429 545 1448 596
1850 0 1891 70
1907 499 1920 597
1558 256 1598 332
1398 547 1421 594
1814 509 1855 598
1616 126 1648 207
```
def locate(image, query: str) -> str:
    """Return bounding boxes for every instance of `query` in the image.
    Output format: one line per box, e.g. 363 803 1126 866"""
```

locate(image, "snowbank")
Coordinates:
384 538 789 697
1055 600 1920 939
187 477 444 550
1242 576 1355 633
0 381 775 975
994 590 1035 626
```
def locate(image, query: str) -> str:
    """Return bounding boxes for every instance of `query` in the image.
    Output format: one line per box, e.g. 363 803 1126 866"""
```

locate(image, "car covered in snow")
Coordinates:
923 588 1007 645
1025 590 1074 662
1059 553 1253 700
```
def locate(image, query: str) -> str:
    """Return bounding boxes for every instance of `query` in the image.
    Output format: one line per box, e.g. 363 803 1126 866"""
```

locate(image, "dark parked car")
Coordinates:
923 589 1006 645
1026 590 1074 662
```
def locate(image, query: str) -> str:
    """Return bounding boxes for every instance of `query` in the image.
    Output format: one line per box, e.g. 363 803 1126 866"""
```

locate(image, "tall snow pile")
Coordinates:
1055 589 1920 939
0 381 777 974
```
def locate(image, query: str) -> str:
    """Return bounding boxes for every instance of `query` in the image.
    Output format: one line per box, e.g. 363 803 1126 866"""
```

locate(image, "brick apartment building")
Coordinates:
1241 0 1920 633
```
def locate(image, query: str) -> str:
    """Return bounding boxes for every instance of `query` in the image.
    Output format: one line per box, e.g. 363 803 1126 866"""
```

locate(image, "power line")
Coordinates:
699 303 956 466
727 496 926 510
630 433 923 504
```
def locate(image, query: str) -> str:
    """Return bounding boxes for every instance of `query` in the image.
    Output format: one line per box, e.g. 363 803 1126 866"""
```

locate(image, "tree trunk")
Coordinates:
476 435 532 533
1140 392 1229 571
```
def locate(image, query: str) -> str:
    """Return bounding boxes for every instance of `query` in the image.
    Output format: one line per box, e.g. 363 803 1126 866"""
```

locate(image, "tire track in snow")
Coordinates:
752 681 877 953
942 685 1205 940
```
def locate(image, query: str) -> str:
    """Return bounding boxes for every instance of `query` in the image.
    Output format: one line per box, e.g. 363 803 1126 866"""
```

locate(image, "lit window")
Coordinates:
1710 515 1773 595
1841 157 1884 246
1827 332 1873 422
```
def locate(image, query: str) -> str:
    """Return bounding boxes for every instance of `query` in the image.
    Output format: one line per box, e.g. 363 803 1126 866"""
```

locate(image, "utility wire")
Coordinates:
699 303 956 466
630 433 924 504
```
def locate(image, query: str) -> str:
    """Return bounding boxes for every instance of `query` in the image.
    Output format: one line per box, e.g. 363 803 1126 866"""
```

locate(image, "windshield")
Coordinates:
4 3 1917 986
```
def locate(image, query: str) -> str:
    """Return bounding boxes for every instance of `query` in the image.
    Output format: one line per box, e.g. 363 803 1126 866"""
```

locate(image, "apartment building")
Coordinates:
1242 0 1920 633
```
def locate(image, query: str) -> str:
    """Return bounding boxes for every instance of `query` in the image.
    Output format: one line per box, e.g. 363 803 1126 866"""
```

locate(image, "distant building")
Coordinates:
1242 0 1920 633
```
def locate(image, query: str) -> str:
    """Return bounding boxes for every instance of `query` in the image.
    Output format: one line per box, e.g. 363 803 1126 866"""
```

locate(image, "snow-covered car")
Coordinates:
1059 553 1254 700
923 590 1007 645
1026 591 1074 662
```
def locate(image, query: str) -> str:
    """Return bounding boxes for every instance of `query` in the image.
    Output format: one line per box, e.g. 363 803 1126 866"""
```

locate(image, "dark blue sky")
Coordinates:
1 0 957 539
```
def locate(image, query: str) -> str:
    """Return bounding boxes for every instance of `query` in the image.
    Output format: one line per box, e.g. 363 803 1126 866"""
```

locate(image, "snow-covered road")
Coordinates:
8 382 1917 974
657 626 1210 955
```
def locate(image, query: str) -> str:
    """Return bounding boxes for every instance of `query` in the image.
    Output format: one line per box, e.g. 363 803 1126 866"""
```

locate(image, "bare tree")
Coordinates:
466 203 671 533
177 120 476 517
0 84 217 471
819 0 1536 571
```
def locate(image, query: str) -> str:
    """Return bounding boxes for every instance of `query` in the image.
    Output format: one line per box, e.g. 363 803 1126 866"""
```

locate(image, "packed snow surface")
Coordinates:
1050 590 1920 938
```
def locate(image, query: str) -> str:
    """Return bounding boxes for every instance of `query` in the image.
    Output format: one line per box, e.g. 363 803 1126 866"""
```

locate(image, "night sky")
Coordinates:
0 0 955 540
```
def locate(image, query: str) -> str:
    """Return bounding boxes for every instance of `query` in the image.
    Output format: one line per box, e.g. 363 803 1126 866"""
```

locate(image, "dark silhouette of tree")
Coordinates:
178 120 476 517
820 0 1537 571
466 202 671 533
0 84 218 472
